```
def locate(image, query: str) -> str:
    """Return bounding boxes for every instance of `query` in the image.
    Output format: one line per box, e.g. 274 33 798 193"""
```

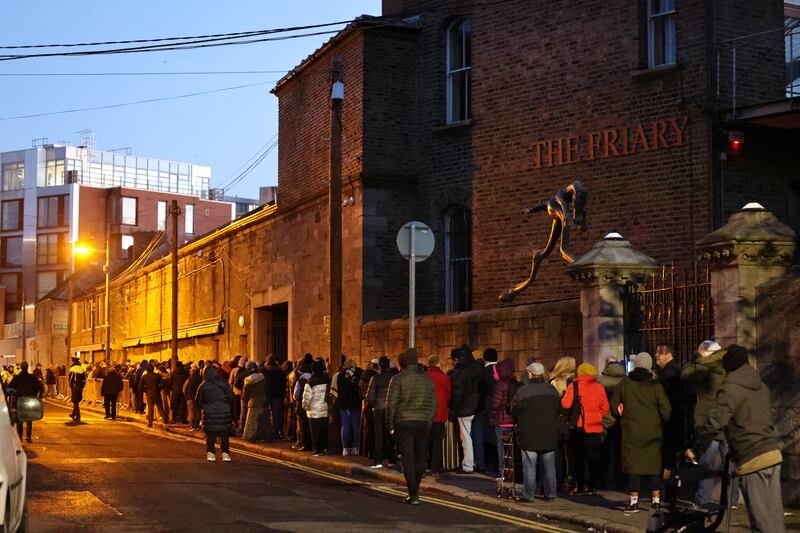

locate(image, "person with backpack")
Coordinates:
489 358 520 478
9 361 43 442
196 365 234 462
560 363 609 496
611 352 671 513
334 359 363 456
68 357 86 422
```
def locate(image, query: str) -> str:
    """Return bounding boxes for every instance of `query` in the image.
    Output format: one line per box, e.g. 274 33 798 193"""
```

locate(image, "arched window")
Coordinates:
446 18 472 124
445 206 472 312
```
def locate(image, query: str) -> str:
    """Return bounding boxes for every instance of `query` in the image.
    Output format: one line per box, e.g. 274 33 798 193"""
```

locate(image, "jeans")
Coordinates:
310 417 328 454
429 422 446 473
340 407 361 449
206 430 230 453
16 420 32 441
268 398 283 437
495 426 514 476
104 394 118 419
695 439 740 506
397 421 431 497
741 464 784 533
457 415 475 472
521 450 556 499
471 410 493 471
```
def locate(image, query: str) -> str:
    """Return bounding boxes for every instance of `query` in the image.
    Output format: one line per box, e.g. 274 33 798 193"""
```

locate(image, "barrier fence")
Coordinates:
55 376 133 410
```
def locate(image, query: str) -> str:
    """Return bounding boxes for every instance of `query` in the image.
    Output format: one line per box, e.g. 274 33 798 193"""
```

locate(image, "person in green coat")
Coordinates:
611 352 671 513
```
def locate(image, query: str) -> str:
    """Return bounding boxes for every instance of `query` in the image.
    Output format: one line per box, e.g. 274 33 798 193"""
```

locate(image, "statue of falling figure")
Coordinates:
499 180 590 303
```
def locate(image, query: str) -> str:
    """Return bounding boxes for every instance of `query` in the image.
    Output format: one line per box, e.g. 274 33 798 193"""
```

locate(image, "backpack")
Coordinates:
504 379 523 415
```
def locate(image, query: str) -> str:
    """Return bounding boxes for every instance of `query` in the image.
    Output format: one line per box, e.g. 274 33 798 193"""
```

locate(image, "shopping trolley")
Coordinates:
496 429 516 499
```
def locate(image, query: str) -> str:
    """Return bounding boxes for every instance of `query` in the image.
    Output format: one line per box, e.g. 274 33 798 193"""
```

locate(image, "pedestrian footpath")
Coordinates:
47 398 800 533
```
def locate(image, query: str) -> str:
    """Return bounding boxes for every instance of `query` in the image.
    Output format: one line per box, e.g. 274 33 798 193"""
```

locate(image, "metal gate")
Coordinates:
624 263 714 364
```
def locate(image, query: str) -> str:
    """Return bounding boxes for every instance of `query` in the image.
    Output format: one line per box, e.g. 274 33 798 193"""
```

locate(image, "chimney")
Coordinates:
382 0 404 15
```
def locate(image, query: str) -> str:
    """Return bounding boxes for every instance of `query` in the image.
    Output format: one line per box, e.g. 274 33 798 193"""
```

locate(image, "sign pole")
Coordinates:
408 224 416 349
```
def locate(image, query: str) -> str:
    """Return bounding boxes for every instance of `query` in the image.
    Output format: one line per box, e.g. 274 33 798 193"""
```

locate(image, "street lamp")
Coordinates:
71 240 111 363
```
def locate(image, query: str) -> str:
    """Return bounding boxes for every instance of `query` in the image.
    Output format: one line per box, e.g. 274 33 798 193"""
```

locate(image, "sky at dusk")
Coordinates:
0 0 381 199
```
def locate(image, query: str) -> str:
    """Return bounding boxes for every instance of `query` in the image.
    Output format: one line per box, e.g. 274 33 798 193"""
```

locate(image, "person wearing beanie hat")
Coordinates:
367 355 397 468
561 362 609 495
681 339 738 508
611 353 671 512
687 344 784 532
511 360 561 501
386 348 437 504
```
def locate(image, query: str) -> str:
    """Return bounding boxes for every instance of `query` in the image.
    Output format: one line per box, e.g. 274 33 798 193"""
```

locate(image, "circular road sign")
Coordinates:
396 221 435 262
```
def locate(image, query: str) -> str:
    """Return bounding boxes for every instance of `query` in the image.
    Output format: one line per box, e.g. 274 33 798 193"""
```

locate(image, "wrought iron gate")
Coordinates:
624 263 714 364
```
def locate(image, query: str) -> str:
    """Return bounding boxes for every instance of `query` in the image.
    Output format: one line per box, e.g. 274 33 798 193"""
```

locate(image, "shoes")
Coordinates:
542 497 556 502
191 427 200 431
514 497 533 503
457 468 474 474
103 415 110 419
312 452 325 457
26 438 32 443
730 505 739 510
207 452 216 462
147 423 153 428
342 449 349 456
222 452 232 462
387 462 397 468
111 417 117 421
585 489 597 497
569 487 583 496
403 495 420 505
350 447 359 456
369 464 384 469
430 472 440 478
623 503 639 513
297 446 309 452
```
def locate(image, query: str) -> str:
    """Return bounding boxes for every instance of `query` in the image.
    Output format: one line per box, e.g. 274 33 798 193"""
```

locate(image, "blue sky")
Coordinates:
0 0 380 199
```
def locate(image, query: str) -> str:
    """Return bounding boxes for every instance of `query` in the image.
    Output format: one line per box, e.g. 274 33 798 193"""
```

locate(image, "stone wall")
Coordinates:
361 299 582 373
756 275 800 505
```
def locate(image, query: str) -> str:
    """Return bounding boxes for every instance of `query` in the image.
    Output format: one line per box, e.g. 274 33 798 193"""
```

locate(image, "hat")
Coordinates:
483 348 498 363
723 344 749 372
577 363 596 377
526 362 544 376
370 358 379 365
634 352 653 370
472 350 483 360
697 340 722 358
20 361 28 370
399 348 419 369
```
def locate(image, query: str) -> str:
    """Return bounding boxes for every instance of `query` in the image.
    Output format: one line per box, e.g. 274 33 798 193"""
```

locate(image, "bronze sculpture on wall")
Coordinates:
499 180 590 303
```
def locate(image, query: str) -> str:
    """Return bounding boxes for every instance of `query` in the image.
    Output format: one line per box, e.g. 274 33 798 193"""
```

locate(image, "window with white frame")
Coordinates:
648 0 676 68
444 206 472 313
185 204 195 235
157 200 167 231
446 18 472 124
2 162 24 191
121 196 137 226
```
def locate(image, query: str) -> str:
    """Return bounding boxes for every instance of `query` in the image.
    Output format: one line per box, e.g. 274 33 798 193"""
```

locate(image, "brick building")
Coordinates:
70 0 798 372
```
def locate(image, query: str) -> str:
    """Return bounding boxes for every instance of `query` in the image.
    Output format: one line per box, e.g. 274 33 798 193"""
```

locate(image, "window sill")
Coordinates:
433 119 474 133
631 63 679 80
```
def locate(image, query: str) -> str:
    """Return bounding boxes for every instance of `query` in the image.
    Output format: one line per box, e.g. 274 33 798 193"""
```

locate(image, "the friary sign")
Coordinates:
532 117 689 169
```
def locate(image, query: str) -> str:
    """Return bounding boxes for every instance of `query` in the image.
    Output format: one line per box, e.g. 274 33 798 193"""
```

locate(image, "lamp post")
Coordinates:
72 240 110 363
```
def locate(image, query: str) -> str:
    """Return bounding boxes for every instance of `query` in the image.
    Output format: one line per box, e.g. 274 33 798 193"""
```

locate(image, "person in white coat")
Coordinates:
302 359 330 456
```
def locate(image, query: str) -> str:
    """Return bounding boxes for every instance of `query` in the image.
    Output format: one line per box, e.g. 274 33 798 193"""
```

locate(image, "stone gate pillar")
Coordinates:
567 233 658 370
696 203 797 354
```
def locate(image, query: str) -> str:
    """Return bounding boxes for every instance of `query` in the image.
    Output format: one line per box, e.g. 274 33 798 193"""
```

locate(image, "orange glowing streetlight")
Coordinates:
73 243 92 257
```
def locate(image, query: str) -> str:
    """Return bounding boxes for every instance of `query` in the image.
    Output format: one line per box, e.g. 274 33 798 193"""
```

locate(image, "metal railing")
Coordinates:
716 20 800 114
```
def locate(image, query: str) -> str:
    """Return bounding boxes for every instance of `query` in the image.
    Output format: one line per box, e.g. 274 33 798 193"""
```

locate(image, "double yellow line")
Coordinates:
62 405 573 532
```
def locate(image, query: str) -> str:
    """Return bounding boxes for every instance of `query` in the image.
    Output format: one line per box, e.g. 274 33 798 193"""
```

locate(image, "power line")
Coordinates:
0 81 275 121
222 139 278 193
214 135 278 190
0 70 287 77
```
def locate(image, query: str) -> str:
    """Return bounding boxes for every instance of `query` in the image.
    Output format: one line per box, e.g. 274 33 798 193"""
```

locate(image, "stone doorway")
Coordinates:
254 302 288 362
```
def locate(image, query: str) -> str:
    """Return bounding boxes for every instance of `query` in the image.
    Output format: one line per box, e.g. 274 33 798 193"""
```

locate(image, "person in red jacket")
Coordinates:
561 362 609 495
426 354 451 477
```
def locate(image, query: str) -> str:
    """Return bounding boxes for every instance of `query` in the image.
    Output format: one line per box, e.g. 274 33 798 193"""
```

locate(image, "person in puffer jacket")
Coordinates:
196 365 234 462
302 359 329 455
490 358 519 477
561 363 609 495
242 368 267 442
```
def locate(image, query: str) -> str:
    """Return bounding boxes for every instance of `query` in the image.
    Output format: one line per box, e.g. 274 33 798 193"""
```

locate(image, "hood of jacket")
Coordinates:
495 359 515 380
629 367 653 382
724 364 763 391
203 365 220 382
696 350 725 374
602 362 627 378
245 372 264 385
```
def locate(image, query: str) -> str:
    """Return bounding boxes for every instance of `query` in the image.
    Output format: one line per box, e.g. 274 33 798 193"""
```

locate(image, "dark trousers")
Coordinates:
104 394 118 419
146 394 166 426
135 390 145 413
232 394 241 427
471 410 493 472
206 430 230 453
428 421 445 473
600 423 623 489
16 420 32 440
297 409 312 449
397 421 431 497
70 397 81 421
571 431 602 491
268 398 283 437
373 409 396 464
170 391 186 423
310 416 328 453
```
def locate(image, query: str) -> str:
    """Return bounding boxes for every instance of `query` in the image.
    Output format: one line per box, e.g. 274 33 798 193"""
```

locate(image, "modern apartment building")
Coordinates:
0 143 235 361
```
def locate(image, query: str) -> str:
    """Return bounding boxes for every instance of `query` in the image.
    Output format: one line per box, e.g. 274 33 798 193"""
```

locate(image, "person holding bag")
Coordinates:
561 363 609 496
611 352 671 513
